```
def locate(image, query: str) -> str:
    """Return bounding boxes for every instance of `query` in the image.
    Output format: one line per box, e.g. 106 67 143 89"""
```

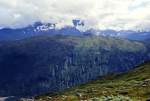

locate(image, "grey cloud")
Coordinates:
0 0 150 31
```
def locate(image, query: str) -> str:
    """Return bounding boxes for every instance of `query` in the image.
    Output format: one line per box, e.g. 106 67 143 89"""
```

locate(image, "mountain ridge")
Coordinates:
0 35 149 97
0 22 150 41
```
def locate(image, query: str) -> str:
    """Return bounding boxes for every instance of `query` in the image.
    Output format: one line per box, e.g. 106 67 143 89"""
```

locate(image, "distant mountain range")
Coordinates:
0 21 150 41
0 21 82 41
98 29 150 41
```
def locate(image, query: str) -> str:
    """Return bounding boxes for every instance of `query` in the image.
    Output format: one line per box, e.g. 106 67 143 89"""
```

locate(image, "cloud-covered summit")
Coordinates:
0 0 150 31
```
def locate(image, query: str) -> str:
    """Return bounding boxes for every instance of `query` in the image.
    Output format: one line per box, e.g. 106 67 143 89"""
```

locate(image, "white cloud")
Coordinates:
0 0 150 30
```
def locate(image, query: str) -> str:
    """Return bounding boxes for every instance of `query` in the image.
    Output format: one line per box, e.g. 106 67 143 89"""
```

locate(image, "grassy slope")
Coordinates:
35 61 150 101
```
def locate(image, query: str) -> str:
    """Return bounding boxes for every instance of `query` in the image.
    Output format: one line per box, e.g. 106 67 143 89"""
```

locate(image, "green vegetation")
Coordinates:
35 61 150 101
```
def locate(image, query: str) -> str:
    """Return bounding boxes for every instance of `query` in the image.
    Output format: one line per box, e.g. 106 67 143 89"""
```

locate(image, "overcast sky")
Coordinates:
0 0 150 30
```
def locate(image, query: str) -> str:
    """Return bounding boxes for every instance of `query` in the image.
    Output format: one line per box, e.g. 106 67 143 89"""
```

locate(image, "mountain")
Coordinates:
35 61 150 101
0 22 82 41
1 21 150 41
120 31 150 41
0 22 56 41
0 35 149 97
88 29 150 41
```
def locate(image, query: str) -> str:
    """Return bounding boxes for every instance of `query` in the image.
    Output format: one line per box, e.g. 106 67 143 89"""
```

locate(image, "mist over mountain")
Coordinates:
0 21 150 42
1 0 150 31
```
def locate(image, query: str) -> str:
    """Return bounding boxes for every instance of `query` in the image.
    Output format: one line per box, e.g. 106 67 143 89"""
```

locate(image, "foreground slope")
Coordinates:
35 61 150 101
0 35 149 96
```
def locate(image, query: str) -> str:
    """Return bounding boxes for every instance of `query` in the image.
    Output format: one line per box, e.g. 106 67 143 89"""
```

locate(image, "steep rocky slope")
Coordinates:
35 61 150 101
0 35 149 97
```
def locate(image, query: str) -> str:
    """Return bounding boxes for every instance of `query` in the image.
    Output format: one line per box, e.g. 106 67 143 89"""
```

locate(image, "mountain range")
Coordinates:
0 21 150 41
0 20 150 100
